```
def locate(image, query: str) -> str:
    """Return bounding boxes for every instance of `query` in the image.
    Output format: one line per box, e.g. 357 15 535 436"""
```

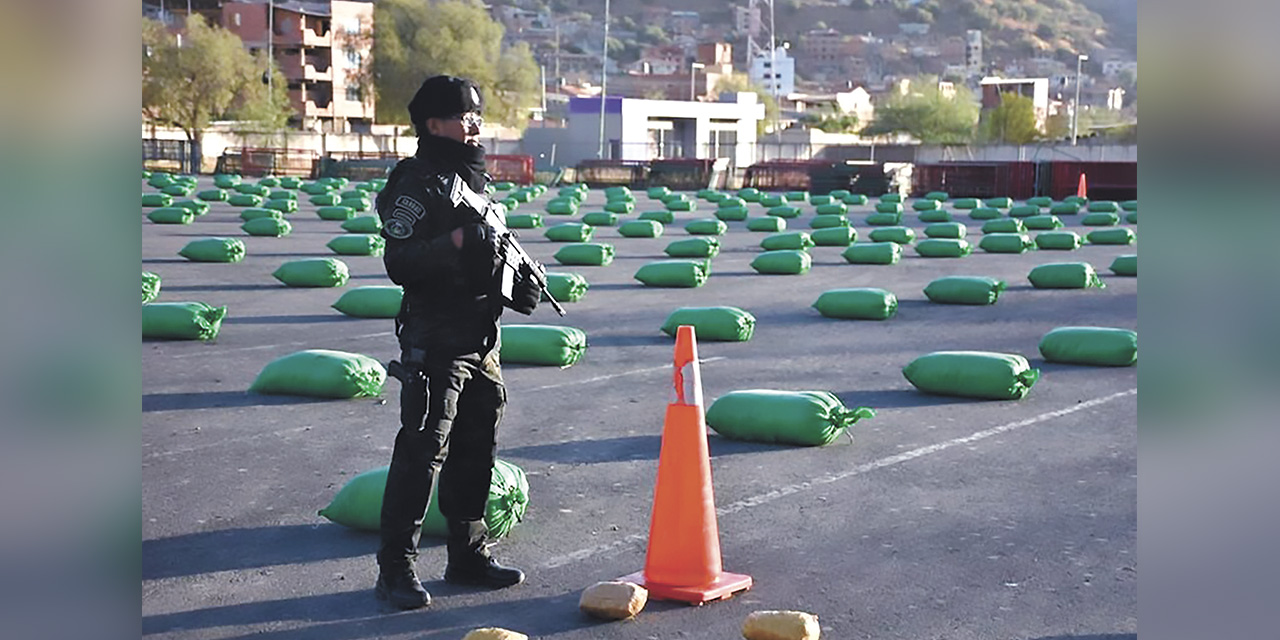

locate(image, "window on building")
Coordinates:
234 12 241 27
346 48 362 67
346 85 362 102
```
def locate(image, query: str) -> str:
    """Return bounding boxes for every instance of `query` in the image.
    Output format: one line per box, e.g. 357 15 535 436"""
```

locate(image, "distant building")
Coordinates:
964 29 983 77
668 11 700 37
749 46 795 96
1102 60 1138 79
734 5 762 37
221 0 375 133
980 77 1050 130
899 23 930 36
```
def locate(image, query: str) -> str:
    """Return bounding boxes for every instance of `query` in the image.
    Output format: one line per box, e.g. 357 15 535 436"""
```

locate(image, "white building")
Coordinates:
749 46 795 97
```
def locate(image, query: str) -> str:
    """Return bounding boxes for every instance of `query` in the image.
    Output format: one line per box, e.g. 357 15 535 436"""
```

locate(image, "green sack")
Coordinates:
875 202 903 214
269 189 297 201
311 193 341 206
500 324 588 366
685 218 727 235
1022 214 1064 230
809 194 832 206
543 272 589 303
273 258 350 287
148 207 194 225
235 183 270 197
1007 205 1039 218
327 234 386 256
759 194 785 207
812 288 897 320
1110 254 1137 276
282 177 305 189
842 242 902 265
648 186 671 199
318 459 529 539
340 197 371 212
332 285 404 318
604 200 634 214
761 231 813 251
265 198 298 214
1125 211 1137 224
738 187 762 202
545 222 593 242
249 349 386 398
968 207 1003 220
666 198 695 212
865 212 902 226
912 199 940 211
554 243 615 266
241 217 292 237
1082 212 1120 226
868 226 916 244
635 260 709 288
639 210 676 224
918 209 952 223
714 205 749 221
197 188 228 202
1034 231 1082 251
213 174 242 188
228 193 264 207
981 218 1025 234
179 237 245 263
161 184 194 197
785 190 809 203
924 191 949 201
341 215 383 234
915 238 973 258
174 199 210 216
546 198 579 215
240 207 282 222
718 196 747 209
317 206 355 221
766 205 802 219
842 193 869 205
747 216 786 232
141 271 161 304
815 202 848 216
1027 196 1053 207
903 351 1040 400
1086 228 1136 245
258 176 281 188
923 276 1005 305
618 219 663 238
665 237 720 258
924 222 967 239
829 189 851 200
880 193 903 204
142 302 227 341
978 233 1034 254
507 213 543 229
811 226 857 246
605 185 632 199
705 390 876 446
1027 262 1105 289
952 198 980 209
582 211 619 227
301 182 332 195
985 197 1013 208
1039 326 1137 367
1050 202 1081 215
809 214 849 229
1088 200 1120 213
660 306 755 341
751 250 811 275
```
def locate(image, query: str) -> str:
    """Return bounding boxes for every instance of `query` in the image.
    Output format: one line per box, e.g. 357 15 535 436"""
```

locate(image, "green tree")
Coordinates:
712 72 780 136
372 0 539 131
142 16 292 170
862 77 979 143
978 92 1039 144
802 108 860 133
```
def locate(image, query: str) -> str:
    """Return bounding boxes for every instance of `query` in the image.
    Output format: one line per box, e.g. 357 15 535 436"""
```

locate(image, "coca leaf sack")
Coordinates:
618 219 664 238
179 237 245 263
760 231 814 251
842 242 902 265
241 217 292 237
747 216 786 232
250 349 386 398
1038 326 1137 366
810 226 857 246
923 276 1006 305
706 390 876 446
812 288 897 320
660 306 755 341
141 271 161 304
273 258 350 287
750 250 811 275
634 260 709 288
500 325 588 366
332 286 404 318
664 237 720 258
903 351 1040 400
1034 231 1082 251
1109 254 1137 276
142 302 227 341
554 243 615 266
543 272 589 303
1028 262 1105 289
915 238 973 258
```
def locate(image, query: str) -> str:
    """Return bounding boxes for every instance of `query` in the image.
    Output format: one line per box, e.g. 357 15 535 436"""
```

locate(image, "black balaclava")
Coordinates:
408 75 487 191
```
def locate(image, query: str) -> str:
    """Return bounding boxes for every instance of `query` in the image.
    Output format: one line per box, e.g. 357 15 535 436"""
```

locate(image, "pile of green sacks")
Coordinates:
318 459 529 539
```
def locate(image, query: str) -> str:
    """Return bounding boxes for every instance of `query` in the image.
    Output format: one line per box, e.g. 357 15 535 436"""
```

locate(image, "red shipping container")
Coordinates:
1046 162 1137 201
486 154 535 185
911 162 1037 200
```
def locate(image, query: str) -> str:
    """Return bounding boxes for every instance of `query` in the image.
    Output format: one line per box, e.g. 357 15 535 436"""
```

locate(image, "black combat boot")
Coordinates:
443 519 525 589
375 564 431 610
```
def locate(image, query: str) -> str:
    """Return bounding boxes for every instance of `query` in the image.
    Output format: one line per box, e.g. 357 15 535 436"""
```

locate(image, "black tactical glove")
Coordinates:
506 262 541 315
459 222 499 282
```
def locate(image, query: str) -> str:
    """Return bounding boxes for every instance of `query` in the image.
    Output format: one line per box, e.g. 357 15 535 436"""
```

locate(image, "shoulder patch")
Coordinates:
384 218 413 240
384 194 425 240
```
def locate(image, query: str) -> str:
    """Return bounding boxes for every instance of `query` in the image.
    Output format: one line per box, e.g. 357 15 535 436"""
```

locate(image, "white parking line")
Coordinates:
165 332 395 359
537 388 1137 570
526 357 725 392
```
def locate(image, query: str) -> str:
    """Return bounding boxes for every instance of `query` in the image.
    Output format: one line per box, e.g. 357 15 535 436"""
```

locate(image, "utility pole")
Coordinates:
1071 53 1088 146
598 0 609 158
267 0 274 98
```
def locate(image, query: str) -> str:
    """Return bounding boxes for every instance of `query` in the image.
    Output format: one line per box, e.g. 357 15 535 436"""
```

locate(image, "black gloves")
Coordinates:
506 262 541 315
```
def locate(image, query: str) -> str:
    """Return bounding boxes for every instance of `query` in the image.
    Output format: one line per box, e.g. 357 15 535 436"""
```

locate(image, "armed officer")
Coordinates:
373 75 542 611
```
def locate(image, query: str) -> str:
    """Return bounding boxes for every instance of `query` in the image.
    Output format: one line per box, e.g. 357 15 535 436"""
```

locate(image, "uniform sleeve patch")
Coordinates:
385 195 426 239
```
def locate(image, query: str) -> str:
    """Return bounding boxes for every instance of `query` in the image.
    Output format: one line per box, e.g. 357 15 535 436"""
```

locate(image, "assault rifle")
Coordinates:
448 174 566 316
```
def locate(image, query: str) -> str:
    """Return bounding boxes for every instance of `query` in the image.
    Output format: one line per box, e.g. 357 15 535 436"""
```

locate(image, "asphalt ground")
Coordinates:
142 177 1137 640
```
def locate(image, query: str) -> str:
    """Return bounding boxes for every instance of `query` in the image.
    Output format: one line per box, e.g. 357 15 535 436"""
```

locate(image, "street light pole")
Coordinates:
1071 53 1088 146
597 0 609 158
690 62 705 101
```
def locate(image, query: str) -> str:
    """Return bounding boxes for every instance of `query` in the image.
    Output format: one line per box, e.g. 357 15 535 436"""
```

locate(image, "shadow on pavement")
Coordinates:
1029 636 1136 640
142 390 328 412
222 314 356 325
160 283 284 292
143 524 373 582
502 434 661 464
585 333 669 348
146 588 614 640
836 388 993 410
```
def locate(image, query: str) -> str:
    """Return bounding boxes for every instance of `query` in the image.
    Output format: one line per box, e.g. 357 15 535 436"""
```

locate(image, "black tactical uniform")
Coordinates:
373 76 539 611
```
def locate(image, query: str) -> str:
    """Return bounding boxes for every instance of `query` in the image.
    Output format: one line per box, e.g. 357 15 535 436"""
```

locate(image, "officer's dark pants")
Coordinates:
377 347 505 572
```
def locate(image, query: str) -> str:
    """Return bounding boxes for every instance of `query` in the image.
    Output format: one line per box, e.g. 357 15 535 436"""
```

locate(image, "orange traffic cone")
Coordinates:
619 325 753 604
1077 173 1088 199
